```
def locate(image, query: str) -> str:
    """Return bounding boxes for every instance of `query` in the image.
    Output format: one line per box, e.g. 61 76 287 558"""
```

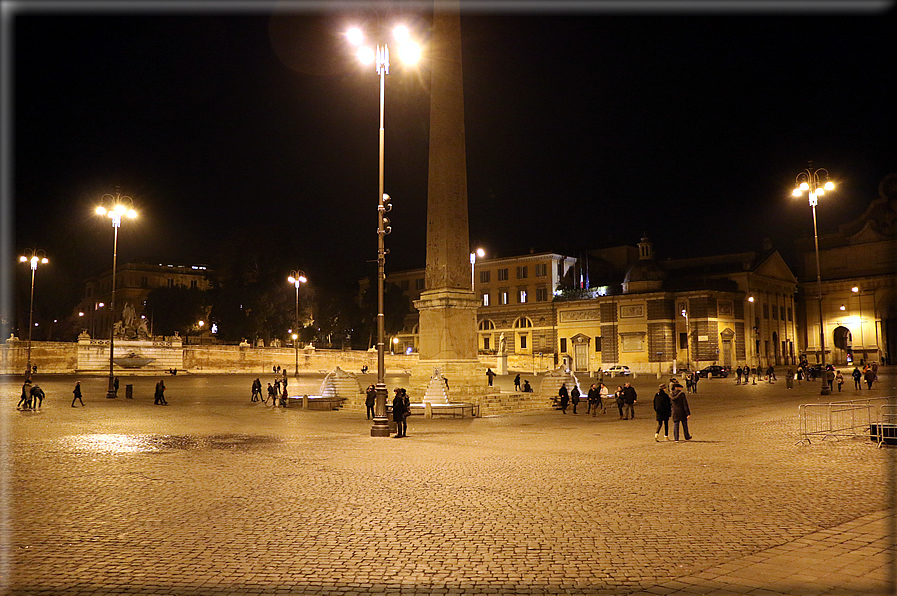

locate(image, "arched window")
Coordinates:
478 319 495 331
514 317 533 329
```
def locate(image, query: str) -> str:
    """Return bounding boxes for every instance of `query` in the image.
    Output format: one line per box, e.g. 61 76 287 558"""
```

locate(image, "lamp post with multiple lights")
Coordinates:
470 248 485 291
347 23 421 437
95 190 137 398
792 164 835 395
287 271 307 378
680 307 690 372
18 249 48 378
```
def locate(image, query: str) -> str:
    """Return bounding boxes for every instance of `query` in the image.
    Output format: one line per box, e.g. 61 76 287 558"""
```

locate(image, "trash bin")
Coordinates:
387 405 396 433
125 384 133 399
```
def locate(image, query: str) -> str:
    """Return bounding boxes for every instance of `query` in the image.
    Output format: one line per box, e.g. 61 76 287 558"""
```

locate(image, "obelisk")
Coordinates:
410 0 484 400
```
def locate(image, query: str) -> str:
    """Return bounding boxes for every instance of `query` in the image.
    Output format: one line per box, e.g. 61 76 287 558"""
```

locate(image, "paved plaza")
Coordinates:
2 370 895 595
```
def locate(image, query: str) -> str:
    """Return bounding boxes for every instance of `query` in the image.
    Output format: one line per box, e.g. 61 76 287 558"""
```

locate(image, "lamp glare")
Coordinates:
347 27 363 45
115 204 127 215
799 182 809 191
19 256 26 262
824 181 834 191
96 206 106 215
398 41 421 64
127 209 137 218
792 188 802 197
393 25 410 43
357 46 375 65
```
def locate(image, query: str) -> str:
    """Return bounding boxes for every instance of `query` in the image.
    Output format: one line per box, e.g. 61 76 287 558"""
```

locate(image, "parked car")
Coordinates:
697 365 730 378
602 365 632 377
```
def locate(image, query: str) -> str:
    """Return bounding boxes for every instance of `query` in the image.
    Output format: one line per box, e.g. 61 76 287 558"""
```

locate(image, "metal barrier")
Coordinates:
798 397 892 444
873 405 897 447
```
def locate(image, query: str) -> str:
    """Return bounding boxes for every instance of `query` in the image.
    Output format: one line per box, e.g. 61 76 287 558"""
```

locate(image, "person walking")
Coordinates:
670 382 692 442
614 386 625 419
265 383 275 405
587 384 599 415
71 381 84 407
863 366 877 390
30 384 45 409
486 368 496 387
570 385 580 414
598 382 608 414
835 370 844 392
653 383 672 441
826 367 835 391
17 380 33 410
392 388 407 438
621 382 637 420
852 366 862 390
402 389 411 435
154 380 168 405
558 383 569 414
514 374 521 392
251 378 262 402
750 366 758 385
113 376 120 397
691 372 699 393
365 384 377 420
280 384 289 407
735 365 743 385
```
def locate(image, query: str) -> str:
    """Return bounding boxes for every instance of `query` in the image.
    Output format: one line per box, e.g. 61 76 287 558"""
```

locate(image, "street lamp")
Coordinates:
748 296 757 373
792 163 835 395
95 189 137 398
347 24 420 437
680 307 690 371
18 249 48 379
287 270 307 378
470 247 485 291
852 286 866 363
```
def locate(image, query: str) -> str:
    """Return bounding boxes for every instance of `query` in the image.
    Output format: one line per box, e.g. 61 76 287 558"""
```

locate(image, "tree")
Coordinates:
144 286 209 337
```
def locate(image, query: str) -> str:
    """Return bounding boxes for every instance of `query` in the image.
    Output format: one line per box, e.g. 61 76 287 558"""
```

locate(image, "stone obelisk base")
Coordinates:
410 288 486 401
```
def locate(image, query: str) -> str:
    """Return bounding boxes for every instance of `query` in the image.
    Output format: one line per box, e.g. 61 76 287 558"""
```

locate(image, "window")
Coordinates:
480 271 491 283
536 287 548 302
400 280 409 291
516 266 528 279
415 278 425 290
483 336 490 350
190 280 198 289
513 317 532 328
595 337 601 352
482 293 490 306
518 290 527 303
497 268 509 281
560 338 567 352
499 291 509 305
679 332 688 349
535 263 547 277
478 319 495 330
519 334 528 349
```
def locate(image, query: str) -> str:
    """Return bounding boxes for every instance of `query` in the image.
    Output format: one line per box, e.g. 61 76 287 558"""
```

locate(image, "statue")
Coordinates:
499 332 506 355
136 318 150 340
122 302 137 330
112 320 125 338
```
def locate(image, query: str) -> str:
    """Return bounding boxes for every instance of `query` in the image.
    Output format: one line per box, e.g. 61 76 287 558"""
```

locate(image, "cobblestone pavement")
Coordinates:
2 370 895 595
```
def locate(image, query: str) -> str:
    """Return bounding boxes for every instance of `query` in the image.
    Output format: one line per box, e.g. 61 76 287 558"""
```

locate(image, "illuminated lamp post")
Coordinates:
287 270 307 378
680 307 690 372
470 247 485 291
18 249 48 378
346 24 421 437
95 190 137 398
792 164 835 395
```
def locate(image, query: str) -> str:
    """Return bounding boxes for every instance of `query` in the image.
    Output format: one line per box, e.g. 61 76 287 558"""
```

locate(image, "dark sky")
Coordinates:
9 1 895 303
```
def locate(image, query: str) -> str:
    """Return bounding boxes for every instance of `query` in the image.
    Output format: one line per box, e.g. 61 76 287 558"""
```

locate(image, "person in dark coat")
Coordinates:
113 376 120 397
735 366 743 385
587 384 599 415
71 381 84 407
251 378 262 402
653 383 672 441
558 383 569 414
392 388 407 437
265 383 275 405
486 368 496 387
852 366 862 389
570 385 580 414
154 380 167 405
514 374 521 391
863 367 876 390
18 381 33 410
614 386 625 419
365 384 377 419
522 380 532 392
621 382 637 420
30 385 45 409
670 382 692 441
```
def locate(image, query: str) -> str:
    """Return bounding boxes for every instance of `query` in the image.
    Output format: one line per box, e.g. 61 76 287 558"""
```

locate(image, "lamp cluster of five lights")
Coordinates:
96 204 137 219
347 25 421 67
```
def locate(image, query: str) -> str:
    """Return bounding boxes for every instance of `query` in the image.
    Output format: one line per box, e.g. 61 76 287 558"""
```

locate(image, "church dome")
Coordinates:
622 235 666 293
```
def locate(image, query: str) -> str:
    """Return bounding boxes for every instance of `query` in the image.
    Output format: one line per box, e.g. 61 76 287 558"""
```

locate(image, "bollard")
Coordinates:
302 395 309 409
425 402 433 419
125 384 134 399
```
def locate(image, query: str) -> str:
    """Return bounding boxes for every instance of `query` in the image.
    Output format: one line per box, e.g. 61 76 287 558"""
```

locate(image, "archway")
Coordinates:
832 326 853 365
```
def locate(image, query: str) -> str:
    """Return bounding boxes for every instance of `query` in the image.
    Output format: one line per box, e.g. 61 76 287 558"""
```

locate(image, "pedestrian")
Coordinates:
863 367 876 390
826 368 835 391
786 368 794 389
670 382 692 441
402 388 411 435
522 380 532 392
558 383 569 414
30 384 45 409
266 383 275 405
71 381 84 407
621 382 637 420
392 388 407 438
735 365 743 385
598 382 608 414
570 385 580 414
852 366 862 390
251 378 262 402
614 386 625 419
653 383 672 442
154 380 167 405
835 370 844 392
514 374 521 391
587 384 599 415
280 385 289 407
17 380 33 410
113 376 120 397
766 365 775 383
685 372 693 393
486 368 496 387
365 384 376 420
691 372 699 393
750 366 758 385
274 378 281 397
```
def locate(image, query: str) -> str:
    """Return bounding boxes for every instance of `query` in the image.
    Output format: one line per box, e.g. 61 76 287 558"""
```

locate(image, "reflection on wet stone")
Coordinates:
62 433 279 454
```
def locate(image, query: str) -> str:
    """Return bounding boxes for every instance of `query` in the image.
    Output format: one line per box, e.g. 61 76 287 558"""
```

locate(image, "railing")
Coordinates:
798 397 892 444
873 405 897 447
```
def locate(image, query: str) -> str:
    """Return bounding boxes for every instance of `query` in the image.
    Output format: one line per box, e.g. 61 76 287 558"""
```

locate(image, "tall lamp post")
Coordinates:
18 249 48 378
347 24 421 437
470 247 485 291
95 190 137 398
680 307 690 372
792 164 835 395
287 271 307 378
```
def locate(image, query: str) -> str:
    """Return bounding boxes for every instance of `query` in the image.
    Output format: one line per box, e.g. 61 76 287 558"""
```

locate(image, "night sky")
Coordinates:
8 1 894 314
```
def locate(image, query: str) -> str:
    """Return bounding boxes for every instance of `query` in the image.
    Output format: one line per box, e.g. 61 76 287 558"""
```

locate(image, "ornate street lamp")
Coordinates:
287 270 307 378
470 247 485 291
347 23 421 437
95 189 137 398
18 249 48 379
792 164 835 395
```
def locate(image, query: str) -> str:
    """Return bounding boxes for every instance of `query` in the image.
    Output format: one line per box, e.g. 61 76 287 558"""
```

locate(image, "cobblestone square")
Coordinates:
2 371 895 595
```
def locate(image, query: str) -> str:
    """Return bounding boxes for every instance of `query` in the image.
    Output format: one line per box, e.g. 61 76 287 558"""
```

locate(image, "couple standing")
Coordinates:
653 382 692 442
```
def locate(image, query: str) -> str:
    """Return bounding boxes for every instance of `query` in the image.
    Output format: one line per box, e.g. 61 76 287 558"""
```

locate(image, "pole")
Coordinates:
26 266 35 377
107 222 119 398
371 48 390 437
811 201 830 395
294 283 299 378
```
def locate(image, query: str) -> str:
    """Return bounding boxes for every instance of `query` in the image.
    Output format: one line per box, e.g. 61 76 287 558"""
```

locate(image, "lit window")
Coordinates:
499 291 509 305
482 293 490 306
518 290 527 303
